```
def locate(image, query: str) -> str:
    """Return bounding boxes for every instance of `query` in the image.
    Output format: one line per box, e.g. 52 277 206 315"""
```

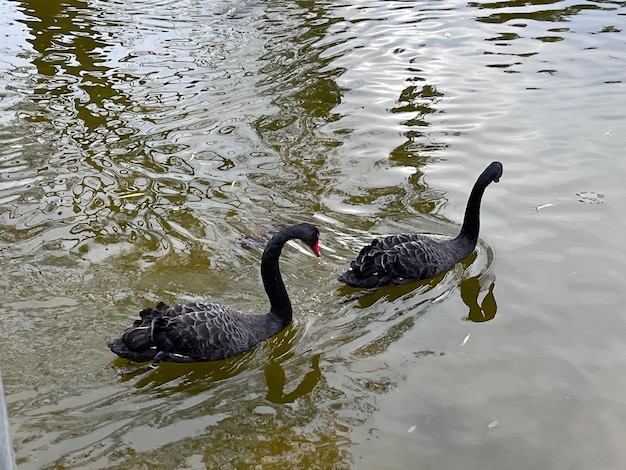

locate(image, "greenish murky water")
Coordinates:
1 0 625 468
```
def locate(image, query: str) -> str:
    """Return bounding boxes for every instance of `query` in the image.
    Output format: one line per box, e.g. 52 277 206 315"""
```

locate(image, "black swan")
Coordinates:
108 223 321 366
338 161 503 289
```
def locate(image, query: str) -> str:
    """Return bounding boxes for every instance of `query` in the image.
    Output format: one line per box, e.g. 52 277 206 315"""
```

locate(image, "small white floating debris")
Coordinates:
534 203 554 211
254 405 276 416
461 333 471 346
408 425 417 433
118 192 145 199
231 180 237 187
576 192 605 204
488 420 499 429
604 129 612 136
190 152 196 161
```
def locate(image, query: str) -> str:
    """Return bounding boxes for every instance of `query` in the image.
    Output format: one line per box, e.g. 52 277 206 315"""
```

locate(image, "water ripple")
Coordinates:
1 0 626 468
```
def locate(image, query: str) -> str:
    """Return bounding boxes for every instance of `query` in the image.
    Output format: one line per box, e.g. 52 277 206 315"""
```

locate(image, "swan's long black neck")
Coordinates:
261 231 293 324
456 169 494 243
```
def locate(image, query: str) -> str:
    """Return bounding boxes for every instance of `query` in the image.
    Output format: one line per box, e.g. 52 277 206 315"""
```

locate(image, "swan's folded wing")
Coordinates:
339 234 458 288
394 238 457 281
340 236 413 287
150 306 266 362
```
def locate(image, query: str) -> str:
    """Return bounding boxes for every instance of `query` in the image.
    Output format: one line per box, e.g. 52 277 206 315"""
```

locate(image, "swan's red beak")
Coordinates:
311 240 321 257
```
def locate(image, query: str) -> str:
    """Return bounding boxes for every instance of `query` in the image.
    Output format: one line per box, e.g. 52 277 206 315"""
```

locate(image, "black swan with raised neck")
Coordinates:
108 223 321 366
338 161 502 289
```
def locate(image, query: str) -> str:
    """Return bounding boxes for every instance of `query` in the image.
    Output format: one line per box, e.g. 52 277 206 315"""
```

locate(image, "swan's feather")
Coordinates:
109 299 287 364
148 302 283 362
338 234 470 288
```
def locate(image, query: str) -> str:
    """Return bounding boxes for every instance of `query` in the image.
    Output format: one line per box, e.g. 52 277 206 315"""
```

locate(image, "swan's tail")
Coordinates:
107 332 157 363
108 302 173 363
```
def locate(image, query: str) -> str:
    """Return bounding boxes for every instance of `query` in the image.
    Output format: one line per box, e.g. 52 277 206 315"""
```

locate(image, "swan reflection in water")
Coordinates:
265 354 321 404
123 351 323 404
459 274 497 323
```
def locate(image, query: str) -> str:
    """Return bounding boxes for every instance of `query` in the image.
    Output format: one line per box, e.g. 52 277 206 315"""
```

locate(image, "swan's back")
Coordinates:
338 234 473 289
151 302 284 362
108 301 284 363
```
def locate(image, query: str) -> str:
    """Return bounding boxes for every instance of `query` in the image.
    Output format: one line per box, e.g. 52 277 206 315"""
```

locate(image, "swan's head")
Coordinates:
292 223 321 257
488 161 503 183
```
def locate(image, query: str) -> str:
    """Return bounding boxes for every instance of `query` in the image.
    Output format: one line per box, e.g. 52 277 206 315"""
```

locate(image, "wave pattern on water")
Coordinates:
1 0 625 468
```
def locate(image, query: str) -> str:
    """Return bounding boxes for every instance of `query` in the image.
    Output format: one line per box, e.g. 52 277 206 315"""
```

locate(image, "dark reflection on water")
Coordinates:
265 354 322 404
252 2 347 216
7 0 288 269
10 0 173 264
129 353 257 391
461 276 498 323
472 0 613 23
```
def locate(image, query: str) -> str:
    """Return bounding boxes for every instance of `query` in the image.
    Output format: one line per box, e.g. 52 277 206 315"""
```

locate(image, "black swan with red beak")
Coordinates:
108 223 321 366
338 162 503 289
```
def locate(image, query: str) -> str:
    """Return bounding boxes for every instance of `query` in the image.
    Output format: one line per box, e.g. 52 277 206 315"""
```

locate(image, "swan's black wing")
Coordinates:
338 234 461 288
108 302 281 363
150 303 278 362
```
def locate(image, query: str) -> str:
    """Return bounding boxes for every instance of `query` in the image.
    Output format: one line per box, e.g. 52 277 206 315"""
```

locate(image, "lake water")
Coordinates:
1 0 625 468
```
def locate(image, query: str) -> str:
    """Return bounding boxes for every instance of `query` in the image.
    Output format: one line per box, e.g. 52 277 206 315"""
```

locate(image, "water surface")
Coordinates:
1 0 625 468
